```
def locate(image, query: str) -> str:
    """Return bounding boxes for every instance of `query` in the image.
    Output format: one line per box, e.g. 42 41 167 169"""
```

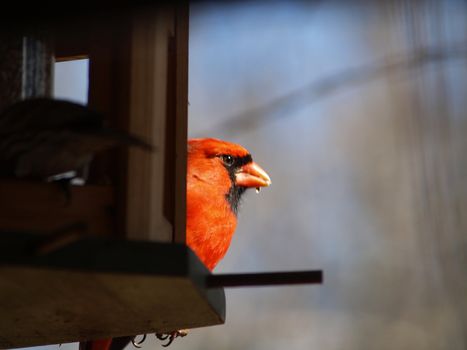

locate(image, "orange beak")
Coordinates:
235 162 271 189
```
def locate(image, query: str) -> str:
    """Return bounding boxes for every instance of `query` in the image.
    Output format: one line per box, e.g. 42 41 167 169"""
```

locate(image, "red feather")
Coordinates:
186 138 251 270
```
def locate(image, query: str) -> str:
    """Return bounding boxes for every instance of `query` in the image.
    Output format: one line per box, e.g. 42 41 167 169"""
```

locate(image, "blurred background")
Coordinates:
31 0 467 349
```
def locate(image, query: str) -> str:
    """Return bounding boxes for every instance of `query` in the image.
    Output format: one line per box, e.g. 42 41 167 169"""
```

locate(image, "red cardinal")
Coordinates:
186 138 271 270
80 138 271 350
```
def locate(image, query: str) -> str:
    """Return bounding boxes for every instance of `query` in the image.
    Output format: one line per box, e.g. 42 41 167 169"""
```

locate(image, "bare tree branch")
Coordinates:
194 45 467 136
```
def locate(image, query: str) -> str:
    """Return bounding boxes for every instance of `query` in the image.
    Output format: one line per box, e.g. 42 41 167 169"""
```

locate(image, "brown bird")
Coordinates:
0 97 152 180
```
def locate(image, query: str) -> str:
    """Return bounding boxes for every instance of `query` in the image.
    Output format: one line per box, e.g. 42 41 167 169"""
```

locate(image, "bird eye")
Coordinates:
221 155 235 167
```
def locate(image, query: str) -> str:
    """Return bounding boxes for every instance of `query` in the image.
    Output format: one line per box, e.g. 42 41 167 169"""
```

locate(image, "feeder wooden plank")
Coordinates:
0 180 115 236
0 234 225 348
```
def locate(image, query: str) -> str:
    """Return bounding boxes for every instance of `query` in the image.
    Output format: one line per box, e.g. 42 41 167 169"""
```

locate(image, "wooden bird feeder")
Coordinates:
0 3 322 348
